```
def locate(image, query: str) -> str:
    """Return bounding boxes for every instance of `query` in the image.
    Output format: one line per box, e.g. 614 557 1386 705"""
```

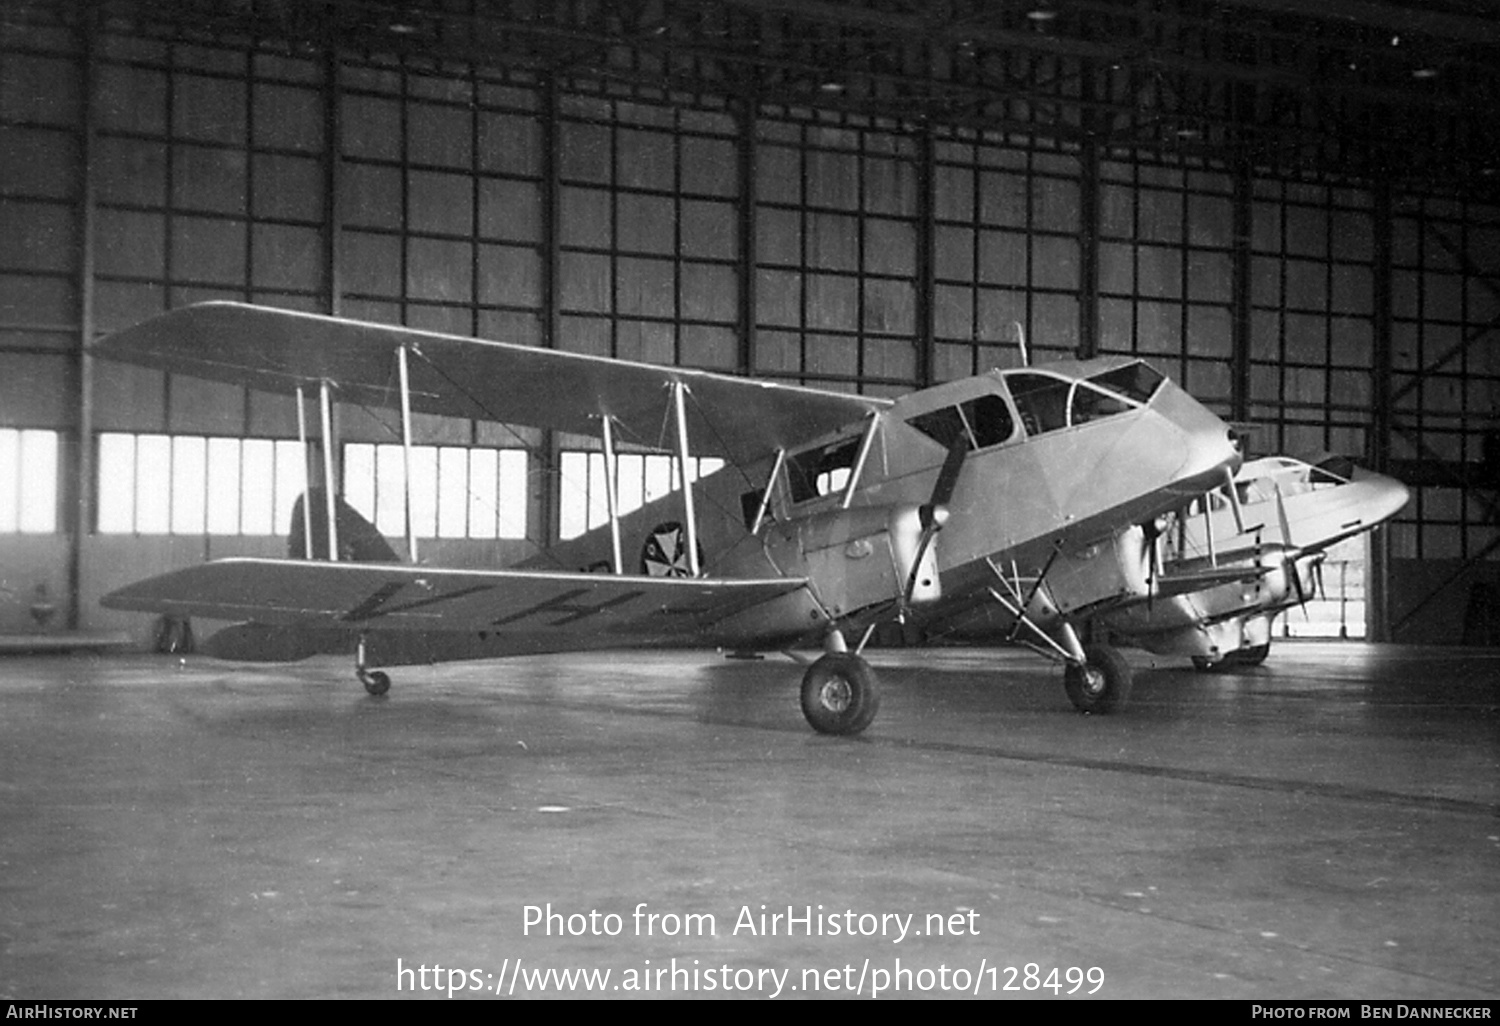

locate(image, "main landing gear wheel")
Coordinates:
1063 644 1133 714
800 653 880 736
359 669 391 697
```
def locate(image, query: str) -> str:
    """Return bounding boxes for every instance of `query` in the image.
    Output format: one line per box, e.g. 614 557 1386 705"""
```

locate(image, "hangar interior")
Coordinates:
2 0 1500 646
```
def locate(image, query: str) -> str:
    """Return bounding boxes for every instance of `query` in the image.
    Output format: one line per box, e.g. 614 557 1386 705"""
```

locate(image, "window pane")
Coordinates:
343 443 376 524
241 439 275 535
171 436 207 534
205 437 241 534
467 448 498 540
618 453 645 515
409 445 438 538
375 443 406 538
136 435 171 533
498 449 526 539
587 452 607 532
0 431 19 532
273 440 306 535
437 446 468 538
558 450 588 540
18 430 57 533
644 454 672 504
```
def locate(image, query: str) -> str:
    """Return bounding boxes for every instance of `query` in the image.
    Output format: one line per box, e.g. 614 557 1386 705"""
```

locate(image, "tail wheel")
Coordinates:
640 521 704 578
800 653 880 736
1063 644 1133 714
359 669 391 696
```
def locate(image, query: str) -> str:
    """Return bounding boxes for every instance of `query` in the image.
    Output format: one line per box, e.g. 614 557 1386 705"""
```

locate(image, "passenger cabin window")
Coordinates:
963 395 1014 447
906 394 1016 451
906 407 968 450
788 436 861 503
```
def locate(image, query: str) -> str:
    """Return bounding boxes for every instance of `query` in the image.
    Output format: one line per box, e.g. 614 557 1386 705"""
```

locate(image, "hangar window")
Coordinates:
558 451 724 541
97 434 529 540
344 444 529 541
0 429 58 533
98 433 308 536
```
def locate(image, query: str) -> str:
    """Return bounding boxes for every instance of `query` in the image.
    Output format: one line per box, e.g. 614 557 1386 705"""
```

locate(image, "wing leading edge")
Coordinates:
93 302 889 464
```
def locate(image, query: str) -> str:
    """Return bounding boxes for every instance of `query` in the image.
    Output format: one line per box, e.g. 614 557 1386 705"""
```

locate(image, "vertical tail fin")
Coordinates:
288 489 400 562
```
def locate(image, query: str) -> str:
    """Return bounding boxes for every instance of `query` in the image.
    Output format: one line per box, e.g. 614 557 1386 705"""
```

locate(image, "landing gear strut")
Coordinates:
355 635 390 696
800 652 880 736
1063 644 1133 714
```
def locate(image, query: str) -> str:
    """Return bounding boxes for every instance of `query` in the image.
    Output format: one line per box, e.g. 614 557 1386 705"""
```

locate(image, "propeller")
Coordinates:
1272 483 1313 611
902 435 968 606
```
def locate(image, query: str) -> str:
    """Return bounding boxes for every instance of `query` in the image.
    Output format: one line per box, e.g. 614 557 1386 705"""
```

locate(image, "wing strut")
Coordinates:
295 386 313 560
1223 466 1246 535
397 345 418 565
841 412 881 511
750 449 786 535
671 381 701 577
319 380 339 562
600 414 624 574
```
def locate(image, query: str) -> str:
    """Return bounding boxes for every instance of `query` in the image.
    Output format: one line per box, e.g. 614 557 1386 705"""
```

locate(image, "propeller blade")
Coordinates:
1288 556 1308 606
905 437 969 604
921 434 969 528
1273 482 1294 549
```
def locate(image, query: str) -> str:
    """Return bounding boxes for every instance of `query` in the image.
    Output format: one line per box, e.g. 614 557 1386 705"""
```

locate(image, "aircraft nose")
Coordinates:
1348 467 1412 522
1158 385 1241 484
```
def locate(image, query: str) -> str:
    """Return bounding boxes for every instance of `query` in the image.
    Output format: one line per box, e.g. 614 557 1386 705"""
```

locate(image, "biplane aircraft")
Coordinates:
98 302 1245 735
1095 453 1409 669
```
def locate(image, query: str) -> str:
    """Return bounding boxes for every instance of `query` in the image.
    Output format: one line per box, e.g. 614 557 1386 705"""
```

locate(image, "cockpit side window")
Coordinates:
962 395 1015 448
1313 455 1355 483
1069 381 1133 425
1007 373 1070 436
1089 362 1165 403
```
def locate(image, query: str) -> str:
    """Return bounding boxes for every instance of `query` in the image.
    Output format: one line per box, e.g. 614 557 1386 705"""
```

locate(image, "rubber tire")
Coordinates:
1191 655 1226 673
800 653 880 736
1063 644 1133 714
362 670 391 697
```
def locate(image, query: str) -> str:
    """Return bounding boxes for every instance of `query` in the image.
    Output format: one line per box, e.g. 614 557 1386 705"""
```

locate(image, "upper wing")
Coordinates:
92 302 889 464
101 558 808 638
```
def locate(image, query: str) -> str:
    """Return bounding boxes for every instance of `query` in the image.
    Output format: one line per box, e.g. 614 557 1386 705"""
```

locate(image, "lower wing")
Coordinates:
102 558 810 643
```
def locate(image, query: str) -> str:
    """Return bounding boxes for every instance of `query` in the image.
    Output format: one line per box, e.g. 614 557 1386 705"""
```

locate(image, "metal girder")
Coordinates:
44 0 1499 200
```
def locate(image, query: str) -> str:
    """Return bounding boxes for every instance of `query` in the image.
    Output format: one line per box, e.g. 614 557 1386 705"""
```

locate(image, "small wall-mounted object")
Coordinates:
29 582 56 628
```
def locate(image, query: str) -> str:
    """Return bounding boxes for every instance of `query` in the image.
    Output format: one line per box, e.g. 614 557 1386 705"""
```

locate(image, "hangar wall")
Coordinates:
0 10 1495 642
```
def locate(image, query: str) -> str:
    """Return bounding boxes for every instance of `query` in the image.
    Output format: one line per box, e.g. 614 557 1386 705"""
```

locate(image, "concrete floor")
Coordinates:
0 641 1495 1000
